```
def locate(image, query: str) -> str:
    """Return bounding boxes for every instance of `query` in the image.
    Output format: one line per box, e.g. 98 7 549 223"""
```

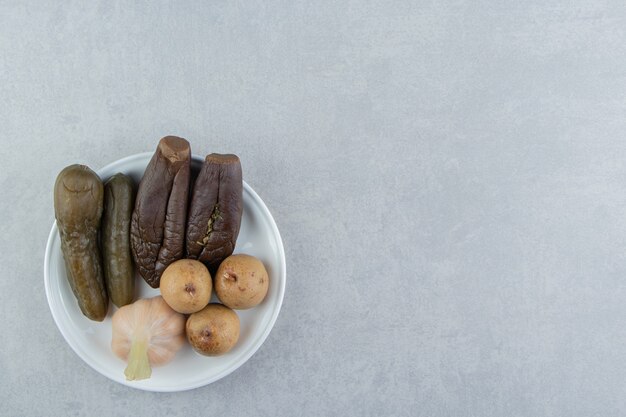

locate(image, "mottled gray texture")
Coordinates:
1 0 626 416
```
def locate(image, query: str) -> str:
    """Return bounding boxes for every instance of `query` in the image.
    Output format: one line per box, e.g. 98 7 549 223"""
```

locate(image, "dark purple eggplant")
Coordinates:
130 136 191 288
186 154 243 272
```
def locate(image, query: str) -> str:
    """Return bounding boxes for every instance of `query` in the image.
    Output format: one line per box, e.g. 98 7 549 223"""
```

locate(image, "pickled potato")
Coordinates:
160 259 212 314
214 254 269 310
186 304 240 356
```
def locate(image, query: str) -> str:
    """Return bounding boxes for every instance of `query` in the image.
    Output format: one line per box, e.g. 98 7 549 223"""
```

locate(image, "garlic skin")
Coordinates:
111 296 186 380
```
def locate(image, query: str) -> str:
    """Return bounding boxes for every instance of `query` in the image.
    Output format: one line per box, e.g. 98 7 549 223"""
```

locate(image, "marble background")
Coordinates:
1 1 626 416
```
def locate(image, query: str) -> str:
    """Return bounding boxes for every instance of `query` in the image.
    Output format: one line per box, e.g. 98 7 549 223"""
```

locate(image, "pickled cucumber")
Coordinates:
102 173 135 307
54 165 108 321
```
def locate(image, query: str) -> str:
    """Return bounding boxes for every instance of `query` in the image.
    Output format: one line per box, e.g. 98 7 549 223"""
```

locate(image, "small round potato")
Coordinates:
160 259 212 314
186 303 240 356
214 254 269 310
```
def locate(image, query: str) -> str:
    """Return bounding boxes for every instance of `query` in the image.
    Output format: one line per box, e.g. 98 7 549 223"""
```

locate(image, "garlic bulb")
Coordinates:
111 296 186 381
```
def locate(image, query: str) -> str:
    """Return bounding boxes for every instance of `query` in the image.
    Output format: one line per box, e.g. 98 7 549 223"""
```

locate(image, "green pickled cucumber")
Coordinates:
102 173 135 307
54 165 108 321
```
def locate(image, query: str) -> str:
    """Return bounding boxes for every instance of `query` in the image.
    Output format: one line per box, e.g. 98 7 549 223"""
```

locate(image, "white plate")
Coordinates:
44 153 286 392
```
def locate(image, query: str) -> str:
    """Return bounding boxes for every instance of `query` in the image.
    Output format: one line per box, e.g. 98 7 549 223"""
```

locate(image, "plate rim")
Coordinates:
44 152 286 392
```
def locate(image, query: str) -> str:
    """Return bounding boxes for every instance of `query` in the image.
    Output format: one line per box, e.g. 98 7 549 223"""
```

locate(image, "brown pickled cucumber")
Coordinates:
54 165 108 321
102 173 135 307
130 136 191 288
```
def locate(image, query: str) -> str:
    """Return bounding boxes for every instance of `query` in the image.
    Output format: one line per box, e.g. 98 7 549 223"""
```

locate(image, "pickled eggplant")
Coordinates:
186 154 243 272
54 165 108 321
130 136 191 288
102 173 135 307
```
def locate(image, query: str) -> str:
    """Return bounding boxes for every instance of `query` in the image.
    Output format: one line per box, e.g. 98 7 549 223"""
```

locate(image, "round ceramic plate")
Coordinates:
44 152 286 392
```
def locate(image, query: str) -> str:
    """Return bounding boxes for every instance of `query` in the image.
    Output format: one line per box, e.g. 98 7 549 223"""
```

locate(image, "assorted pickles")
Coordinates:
54 137 244 321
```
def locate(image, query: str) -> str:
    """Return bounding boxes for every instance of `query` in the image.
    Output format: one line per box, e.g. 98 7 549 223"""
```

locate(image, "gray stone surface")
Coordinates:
1 1 626 415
